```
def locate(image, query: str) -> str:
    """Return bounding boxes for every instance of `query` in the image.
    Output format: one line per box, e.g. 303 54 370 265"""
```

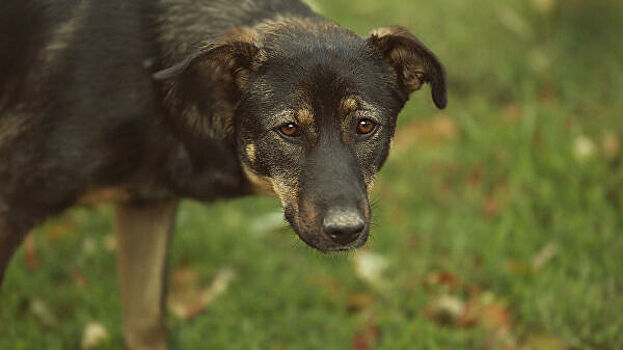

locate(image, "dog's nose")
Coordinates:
322 208 365 245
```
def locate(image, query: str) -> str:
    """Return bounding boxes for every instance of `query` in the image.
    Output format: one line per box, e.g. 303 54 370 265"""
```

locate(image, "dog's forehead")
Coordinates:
255 73 379 126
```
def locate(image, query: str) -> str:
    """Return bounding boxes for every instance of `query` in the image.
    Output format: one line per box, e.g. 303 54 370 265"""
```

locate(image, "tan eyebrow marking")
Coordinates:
341 96 359 114
296 108 314 126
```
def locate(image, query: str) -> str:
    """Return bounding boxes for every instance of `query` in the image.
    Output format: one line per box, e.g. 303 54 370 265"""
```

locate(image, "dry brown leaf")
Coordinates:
500 103 523 124
347 293 374 313
538 83 558 104
467 166 484 188
351 319 380 350
483 195 500 218
72 270 89 288
601 132 620 159
23 234 39 271
425 271 460 291
168 267 236 319
425 294 466 325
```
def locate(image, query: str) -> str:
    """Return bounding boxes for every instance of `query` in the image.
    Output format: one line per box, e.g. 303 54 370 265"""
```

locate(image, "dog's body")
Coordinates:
0 0 446 348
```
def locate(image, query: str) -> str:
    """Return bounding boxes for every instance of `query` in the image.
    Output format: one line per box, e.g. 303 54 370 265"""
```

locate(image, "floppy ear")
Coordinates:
154 27 261 102
367 26 447 109
153 28 262 164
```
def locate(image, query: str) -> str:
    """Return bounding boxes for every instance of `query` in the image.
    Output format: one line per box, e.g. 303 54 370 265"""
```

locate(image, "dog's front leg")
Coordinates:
115 201 179 350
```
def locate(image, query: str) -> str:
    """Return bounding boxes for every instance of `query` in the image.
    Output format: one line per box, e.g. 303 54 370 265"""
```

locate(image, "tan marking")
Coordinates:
341 97 359 114
365 174 377 196
76 187 131 205
242 165 275 196
296 108 314 126
245 143 256 163
269 177 299 209
242 163 300 209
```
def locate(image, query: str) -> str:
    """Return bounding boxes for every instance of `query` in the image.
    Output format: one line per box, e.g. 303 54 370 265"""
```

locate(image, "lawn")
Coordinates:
2 0 622 349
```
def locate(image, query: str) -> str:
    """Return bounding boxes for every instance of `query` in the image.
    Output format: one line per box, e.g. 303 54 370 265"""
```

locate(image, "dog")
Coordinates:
0 0 446 348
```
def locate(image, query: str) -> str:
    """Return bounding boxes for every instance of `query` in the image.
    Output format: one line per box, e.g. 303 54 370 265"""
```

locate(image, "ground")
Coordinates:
1 0 622 349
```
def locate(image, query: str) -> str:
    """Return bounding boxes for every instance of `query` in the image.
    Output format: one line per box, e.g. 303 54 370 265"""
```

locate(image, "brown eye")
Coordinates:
278 122 299 137
356 119 377 135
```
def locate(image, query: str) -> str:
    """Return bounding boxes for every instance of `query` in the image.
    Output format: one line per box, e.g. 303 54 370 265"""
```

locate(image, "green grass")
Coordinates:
2 0 623 349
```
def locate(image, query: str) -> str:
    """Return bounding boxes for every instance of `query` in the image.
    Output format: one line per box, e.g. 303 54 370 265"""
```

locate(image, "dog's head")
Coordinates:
155 19 446 252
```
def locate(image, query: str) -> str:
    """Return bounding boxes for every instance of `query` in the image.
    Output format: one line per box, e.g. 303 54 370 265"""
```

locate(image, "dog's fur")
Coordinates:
0 0 446 348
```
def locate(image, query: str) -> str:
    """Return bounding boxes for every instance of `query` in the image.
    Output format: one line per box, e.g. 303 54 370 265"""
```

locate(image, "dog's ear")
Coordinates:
366 26 446 109
153 28 262 164
154 27 261 101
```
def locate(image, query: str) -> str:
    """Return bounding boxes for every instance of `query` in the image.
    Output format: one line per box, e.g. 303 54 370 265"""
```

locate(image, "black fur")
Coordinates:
0 0 446 278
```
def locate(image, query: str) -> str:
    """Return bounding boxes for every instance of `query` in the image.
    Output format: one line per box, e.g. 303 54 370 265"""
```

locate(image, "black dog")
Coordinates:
0 0 446 348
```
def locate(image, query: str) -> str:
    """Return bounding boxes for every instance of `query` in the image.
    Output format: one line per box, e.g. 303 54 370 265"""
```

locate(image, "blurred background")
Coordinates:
2 0 622 349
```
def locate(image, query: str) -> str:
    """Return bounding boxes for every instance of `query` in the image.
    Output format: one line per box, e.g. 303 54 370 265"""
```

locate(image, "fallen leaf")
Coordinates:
168 267 236 319
538 83 558 105
479 300 511 332
347 293 374 313
425 294 466 325
531 242 558 270
29 298 57 328
72 270 89 288
23 234 39 271
425 271 460 291
351 319 380 350
467 166 484 188
483 195 500 218
81 321 109 349
170 267 200 291
601 132 620 159
352 251 388 290
573 135 596 161
500 103 523 124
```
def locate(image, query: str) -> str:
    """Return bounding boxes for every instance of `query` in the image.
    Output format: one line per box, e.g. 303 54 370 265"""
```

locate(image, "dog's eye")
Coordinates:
278 122 300 137
356 119 377 135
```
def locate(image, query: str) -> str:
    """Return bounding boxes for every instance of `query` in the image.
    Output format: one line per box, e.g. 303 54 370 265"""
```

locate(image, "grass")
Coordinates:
2 0 623 349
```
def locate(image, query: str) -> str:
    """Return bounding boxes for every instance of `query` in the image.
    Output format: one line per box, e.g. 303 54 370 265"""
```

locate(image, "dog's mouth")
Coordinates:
284 203 370 253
